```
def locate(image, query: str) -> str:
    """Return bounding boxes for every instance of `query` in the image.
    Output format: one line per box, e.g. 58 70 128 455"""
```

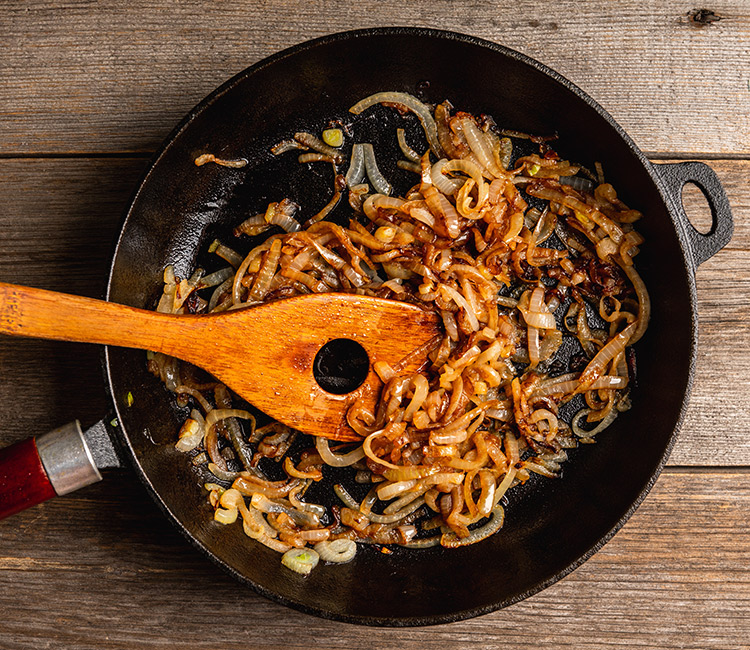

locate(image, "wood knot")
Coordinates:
687 8 723 26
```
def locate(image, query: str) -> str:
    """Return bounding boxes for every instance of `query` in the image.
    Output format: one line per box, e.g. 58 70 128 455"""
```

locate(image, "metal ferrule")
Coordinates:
36 421 102 496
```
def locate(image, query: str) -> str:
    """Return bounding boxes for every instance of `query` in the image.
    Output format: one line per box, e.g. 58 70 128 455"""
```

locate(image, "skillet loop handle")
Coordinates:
653 161 733 269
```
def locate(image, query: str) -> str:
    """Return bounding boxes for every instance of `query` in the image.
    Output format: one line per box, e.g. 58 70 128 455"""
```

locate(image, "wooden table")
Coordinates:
1 2 748 648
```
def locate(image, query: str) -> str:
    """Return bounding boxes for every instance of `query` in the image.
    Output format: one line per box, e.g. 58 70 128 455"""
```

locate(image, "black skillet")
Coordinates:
0 28 733 625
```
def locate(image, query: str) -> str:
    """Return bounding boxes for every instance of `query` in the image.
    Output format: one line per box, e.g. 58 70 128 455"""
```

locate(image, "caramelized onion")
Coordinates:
166 94 648 566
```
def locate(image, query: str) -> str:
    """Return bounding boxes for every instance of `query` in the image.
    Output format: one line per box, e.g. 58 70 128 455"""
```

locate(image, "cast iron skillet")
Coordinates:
70 28 738 624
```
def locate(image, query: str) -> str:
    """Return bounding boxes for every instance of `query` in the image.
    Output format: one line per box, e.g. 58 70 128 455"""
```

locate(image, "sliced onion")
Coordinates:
383 466 439 482
281 548 320 575
293 132 343 163
476 469 496 517
208 463 239 482
345 143 366 187
377 479 417 500
333 483 360 510
441 504 505 547
298 152 335 164
315 437 365 467
401 536 441 549
409 206 437 228
403 374 429 421
175 418 203 452
289 485 327 518
397 127 421 162
362 430 402 470
211 241 244 268
283 457 323 481
578 321 637 390
440 284 479 331
214 506 238 525
350 91 444 157
369 497 426 524
194 154 247 168
246 524 291 553
248 238 282 300
250 493 320 528
497 137 513 170
397 160 421 173
527 324 540 367
315 539 356 563
458 118 502 177
205 408 255 430
197 266 233 290
265 200 301 233
430 159 463 195
560 175 595 192
271 139 307 155
361 143 392 195
619 260 651 345
572 407 619 438
521 310 556 330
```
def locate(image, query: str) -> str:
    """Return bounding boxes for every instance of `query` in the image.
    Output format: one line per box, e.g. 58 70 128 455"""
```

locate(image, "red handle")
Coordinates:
0 437 57 520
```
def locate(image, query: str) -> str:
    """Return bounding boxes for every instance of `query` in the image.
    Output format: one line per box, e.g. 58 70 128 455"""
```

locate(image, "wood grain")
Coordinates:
1 1 748 156
0 469 747 649
0 3 748 642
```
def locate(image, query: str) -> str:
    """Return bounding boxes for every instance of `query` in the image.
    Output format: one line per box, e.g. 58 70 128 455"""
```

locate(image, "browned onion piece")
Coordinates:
293 132 343 163
194 153 248 168
578 321 637 390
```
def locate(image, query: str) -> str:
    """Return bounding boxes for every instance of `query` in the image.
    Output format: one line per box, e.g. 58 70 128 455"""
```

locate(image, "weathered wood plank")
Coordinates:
0 469 747 649
0 158 748 464
0 159 147 435
673 248 750 465
0 1 748 156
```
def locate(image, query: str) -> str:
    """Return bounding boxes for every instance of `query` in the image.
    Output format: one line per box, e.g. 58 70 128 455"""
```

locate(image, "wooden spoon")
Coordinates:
0 283 441 442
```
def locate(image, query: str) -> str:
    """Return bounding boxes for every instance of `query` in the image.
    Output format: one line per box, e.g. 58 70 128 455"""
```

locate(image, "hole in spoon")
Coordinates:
313 338 369 394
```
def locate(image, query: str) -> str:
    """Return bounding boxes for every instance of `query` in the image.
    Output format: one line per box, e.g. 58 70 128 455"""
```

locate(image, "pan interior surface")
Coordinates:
106 29 695 624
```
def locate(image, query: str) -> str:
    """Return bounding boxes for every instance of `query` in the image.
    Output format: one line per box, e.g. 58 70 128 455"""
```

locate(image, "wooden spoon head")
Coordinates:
193 294 442 442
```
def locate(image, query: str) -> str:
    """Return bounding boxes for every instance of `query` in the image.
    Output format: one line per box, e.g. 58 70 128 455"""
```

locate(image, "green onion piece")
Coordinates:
208 239 220 253
126 391 134 407
322 128 343 147
109 418 118 428
528 164 541 176
281 548 320 575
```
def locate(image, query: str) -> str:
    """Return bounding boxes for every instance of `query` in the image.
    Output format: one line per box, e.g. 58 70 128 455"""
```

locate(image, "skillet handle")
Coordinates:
652 161 734 268
0 421 103 521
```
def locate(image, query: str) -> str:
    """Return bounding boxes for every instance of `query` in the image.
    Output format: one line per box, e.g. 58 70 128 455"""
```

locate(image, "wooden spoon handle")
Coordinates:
0 282 192 355
0 283 442 442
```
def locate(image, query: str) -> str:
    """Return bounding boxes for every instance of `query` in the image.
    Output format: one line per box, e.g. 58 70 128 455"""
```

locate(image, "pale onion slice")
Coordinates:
441 504 505 548
345 143 366 187
350 91 444 157
361 143 392 195
397 127 421 162
315 437 365 467
572 407 619 438
315 539 356 564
